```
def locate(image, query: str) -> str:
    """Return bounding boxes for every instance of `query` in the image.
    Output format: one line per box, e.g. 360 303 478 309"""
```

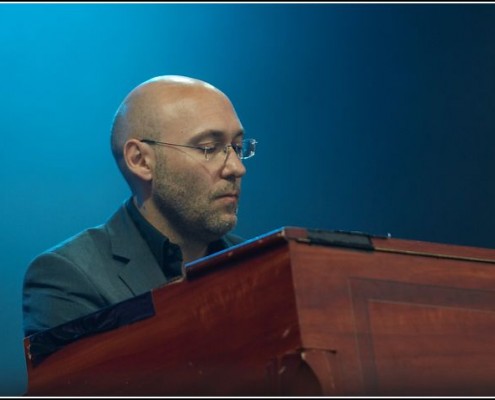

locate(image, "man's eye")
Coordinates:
201 144 219 154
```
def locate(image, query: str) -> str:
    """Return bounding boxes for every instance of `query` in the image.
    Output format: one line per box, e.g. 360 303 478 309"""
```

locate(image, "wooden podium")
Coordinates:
23 227 495 396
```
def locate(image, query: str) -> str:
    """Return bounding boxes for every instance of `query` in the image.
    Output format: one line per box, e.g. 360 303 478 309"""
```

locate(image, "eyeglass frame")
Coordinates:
139 138 257 161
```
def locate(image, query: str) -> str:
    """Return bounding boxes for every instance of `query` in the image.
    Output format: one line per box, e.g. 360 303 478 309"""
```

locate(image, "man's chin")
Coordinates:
207 214 237 237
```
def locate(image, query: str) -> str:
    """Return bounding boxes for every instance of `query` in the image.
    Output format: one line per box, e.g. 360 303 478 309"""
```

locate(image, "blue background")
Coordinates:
2 3 495 395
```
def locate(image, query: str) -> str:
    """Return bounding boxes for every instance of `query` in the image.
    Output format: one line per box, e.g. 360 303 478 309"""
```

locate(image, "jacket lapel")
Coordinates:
106 204 169 296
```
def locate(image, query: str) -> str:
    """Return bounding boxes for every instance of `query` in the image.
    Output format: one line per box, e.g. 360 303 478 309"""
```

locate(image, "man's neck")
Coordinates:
177 241 209 264
133 196 209 263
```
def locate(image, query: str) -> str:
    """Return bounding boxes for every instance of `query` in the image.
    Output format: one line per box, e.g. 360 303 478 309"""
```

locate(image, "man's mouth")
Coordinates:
217 192 239 198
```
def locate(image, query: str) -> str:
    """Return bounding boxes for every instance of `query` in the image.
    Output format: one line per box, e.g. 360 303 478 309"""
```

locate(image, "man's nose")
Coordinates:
221 147 247 178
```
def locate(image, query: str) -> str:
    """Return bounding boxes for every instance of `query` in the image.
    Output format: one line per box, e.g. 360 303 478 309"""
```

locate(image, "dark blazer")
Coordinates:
23 203 243 337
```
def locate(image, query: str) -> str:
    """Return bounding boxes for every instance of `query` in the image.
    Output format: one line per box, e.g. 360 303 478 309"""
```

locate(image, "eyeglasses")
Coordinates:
140 138 257 161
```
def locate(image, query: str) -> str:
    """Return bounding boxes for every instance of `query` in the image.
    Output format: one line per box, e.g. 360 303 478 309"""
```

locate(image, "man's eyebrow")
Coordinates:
189 129 245 143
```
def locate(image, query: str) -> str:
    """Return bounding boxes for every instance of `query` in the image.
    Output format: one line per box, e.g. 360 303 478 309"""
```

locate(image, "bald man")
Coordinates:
22 76 257 336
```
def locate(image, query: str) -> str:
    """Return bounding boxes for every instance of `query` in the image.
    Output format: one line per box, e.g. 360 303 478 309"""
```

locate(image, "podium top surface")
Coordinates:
186 226 495 276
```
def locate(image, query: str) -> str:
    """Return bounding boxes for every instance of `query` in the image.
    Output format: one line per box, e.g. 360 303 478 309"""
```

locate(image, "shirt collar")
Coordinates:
125 197 232 278
125 198 183 279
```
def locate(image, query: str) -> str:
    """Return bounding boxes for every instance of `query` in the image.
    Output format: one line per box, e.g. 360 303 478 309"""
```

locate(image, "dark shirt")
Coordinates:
125 198 235 280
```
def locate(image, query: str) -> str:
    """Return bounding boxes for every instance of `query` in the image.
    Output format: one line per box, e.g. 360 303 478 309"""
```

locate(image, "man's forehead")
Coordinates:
143 94 238 140
189 129 245 143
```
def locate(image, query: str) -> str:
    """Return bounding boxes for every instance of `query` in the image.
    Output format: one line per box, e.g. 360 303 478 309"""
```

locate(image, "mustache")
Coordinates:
211 184 241 198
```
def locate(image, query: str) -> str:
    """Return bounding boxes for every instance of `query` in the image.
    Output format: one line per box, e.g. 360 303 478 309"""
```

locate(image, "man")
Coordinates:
23 75 257 337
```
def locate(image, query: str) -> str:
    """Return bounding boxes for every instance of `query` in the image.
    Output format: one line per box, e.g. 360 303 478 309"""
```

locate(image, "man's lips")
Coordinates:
214 192 240 202
218 192 239 198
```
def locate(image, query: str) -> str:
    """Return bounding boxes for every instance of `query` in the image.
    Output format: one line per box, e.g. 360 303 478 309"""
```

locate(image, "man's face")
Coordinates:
150 88 247 243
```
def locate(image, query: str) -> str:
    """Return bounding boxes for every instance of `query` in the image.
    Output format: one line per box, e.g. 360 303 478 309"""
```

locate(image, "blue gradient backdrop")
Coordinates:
2 3 495 395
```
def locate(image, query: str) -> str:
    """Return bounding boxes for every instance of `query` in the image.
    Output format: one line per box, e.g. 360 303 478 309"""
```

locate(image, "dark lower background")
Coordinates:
2 3 495 395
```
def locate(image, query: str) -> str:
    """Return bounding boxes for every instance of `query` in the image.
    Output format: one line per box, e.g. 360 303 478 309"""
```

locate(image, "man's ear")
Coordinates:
123 139 154 182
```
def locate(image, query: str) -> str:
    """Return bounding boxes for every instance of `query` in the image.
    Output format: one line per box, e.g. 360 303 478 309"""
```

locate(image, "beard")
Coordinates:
151 157 240 243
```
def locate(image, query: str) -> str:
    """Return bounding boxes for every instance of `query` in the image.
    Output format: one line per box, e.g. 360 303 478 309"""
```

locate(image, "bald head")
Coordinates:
110 75 235 191
111 75 223 162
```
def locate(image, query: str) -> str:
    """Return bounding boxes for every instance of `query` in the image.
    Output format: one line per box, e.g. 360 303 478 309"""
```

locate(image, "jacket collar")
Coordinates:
105 202 171 296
